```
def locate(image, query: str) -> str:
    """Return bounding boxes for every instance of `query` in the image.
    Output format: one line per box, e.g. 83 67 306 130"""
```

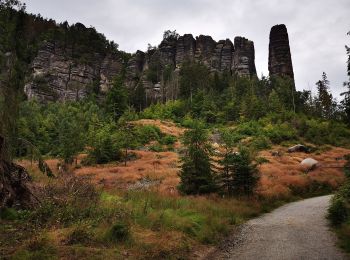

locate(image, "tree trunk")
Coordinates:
0 135 33 209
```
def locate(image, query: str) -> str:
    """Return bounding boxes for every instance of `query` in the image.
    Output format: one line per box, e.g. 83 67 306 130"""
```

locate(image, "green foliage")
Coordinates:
329 197 348 226
12 234 57 260
67 226 92 245
84 122 122 165
160 135 177 145
179 61 210 99
344 155 350 178
178 121 217 195
134 124 163 145
105 77 128 121
141 100 186 120
162 29 179 41
328 174 350 226
219 145 260 196
315 72 337 119
0 207 19 220
57 107 85 164
106 223 130 243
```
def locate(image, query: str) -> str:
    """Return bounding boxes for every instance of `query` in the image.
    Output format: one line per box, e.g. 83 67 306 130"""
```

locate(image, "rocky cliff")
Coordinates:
24 31 258 102
24 41 124 102
123 34 257 103
23 24 295 103
268 24 294 80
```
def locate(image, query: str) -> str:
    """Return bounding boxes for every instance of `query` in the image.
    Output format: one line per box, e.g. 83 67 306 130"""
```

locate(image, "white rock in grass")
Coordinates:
301 158 319 170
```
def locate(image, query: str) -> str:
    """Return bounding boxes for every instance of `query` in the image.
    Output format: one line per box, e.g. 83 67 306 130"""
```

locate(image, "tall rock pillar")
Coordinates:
268 24 294 80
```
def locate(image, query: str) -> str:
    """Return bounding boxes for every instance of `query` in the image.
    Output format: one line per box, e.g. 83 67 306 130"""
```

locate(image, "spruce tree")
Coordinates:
341 33 350 124
219 130 259 196
315 72 335 119
178 121 216 195
105 76 128 121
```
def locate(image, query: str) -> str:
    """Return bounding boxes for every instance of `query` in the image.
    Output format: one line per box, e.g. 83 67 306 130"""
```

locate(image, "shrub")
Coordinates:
149 143 164 152
134 125 163 145
251 136 271 150
107 223 130 243
85 123 122 165
0 208 19 220
66 226 92 245
328 197 348 226
160 135 177 145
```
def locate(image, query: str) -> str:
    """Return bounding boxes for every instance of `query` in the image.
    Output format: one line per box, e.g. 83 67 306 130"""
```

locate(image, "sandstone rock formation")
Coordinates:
233 37 257 76
25 32 258 103
24 41 124 102
268 24 294 80
176 34 196 65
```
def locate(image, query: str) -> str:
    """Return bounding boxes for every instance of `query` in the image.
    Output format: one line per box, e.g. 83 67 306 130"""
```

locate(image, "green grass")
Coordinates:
334 222 350 253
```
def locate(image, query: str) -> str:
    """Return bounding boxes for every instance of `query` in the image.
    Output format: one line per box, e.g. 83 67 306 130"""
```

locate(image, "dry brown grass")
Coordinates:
257 147 349 198
74 150 180 194
18 144 350 201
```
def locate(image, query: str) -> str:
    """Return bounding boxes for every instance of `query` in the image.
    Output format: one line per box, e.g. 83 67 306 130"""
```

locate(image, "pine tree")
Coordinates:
218 129 259 196
219 145 259 196
268 89 284 113
178 121 216 194
315 72 335 119
105 76 128 121
341 33 350 124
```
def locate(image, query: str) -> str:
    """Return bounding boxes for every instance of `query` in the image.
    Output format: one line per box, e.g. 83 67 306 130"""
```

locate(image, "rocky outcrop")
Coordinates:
121 33 258 104
25 32 258 103
268 24 294 80
176 34 196 65
194 35 216 67
233 37 257 76
24 41 124 102
126 50 146 80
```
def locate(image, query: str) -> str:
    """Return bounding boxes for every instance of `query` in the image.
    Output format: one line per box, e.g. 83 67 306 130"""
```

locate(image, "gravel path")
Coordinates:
209 195 348 260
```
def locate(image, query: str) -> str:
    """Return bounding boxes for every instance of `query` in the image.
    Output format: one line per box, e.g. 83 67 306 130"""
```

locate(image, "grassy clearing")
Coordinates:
0 173 281 259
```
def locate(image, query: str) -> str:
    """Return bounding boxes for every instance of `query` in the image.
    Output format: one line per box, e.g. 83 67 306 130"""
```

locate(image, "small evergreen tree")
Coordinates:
219 130 259 196
315 72 336 119
341 33 350 124
268 89 284 113
57 108 84 164
105 77 128 121
178 121 216 194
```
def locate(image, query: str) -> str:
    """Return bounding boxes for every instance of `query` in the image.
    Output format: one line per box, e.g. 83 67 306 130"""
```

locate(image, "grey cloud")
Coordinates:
24 0 350 98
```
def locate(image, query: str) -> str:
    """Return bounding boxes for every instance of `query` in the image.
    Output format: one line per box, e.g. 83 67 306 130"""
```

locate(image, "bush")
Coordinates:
329 197 348 226
85 123 122 165
134 125 163 145
66 226 92 245
160 135 177 145
251 136 271 150
107 223 130 243
0 208 19 220
149 143 164 152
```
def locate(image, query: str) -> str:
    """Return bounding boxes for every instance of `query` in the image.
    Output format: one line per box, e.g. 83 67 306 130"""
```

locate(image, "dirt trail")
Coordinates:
209 195 348 260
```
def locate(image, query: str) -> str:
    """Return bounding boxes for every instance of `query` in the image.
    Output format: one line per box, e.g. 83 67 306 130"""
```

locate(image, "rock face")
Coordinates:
25 32 258 102
176 34 196 65
233 37 257 76
268 24 294 80
24 41 124 102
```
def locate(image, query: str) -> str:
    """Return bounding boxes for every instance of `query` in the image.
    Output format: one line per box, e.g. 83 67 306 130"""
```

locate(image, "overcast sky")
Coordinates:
24 0 350 98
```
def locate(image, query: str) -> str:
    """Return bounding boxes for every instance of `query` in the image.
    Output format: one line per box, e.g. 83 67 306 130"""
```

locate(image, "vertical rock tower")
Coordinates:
268 24 294 80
